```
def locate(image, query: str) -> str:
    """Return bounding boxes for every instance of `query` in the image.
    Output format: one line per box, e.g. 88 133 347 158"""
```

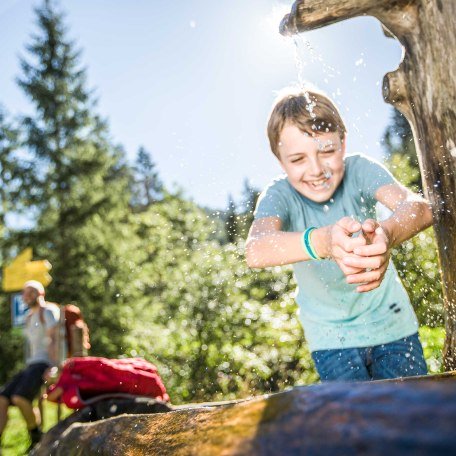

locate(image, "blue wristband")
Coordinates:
302 227 321 260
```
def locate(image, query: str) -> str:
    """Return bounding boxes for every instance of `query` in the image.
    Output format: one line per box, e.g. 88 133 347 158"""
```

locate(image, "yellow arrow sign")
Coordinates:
2 248 52 292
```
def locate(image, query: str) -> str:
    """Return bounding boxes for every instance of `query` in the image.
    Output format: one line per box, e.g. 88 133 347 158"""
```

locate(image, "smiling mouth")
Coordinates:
307 176 331 190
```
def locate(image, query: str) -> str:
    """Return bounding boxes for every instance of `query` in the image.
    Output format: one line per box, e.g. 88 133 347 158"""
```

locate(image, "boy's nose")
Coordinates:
308 157 324 176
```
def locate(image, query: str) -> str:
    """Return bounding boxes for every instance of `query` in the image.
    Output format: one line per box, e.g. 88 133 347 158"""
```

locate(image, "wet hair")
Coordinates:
267 87 347 159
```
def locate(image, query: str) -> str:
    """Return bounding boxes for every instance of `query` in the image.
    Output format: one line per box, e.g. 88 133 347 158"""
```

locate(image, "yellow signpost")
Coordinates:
2 248 52 292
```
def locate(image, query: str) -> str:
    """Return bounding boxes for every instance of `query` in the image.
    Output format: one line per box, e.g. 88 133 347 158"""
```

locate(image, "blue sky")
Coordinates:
0 0 403 209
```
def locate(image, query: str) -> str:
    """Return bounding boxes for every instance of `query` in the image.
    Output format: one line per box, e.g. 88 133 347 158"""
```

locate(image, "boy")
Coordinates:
246 88 433 381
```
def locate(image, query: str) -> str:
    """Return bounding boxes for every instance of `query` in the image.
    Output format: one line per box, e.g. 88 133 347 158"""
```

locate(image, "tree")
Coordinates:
225 195 238 243
384 108 421 190
0 107 20 260
0 107 25 383
237 178 260 239
125 195 317 403
130 146 163 211
383 111 443 327
14 0 137 356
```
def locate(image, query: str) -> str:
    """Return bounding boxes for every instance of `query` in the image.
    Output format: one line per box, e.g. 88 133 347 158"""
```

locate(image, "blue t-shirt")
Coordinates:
254 154 418 352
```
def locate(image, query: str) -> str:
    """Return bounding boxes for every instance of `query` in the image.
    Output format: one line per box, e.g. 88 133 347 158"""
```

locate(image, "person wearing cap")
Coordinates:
0 281 59 451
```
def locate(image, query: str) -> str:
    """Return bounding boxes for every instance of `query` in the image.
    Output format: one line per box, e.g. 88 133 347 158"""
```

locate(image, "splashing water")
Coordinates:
292 35 341 87
293 37 305 90
291 35 345 126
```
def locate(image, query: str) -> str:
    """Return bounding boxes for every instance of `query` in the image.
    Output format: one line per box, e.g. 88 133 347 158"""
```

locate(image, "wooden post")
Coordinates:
280 0 456 370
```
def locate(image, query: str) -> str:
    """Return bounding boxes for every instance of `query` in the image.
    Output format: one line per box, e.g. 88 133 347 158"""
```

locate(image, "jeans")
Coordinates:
311 332 427 382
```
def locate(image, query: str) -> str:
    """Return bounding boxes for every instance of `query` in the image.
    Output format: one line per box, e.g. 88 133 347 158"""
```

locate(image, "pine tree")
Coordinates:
15 0 138 355
131 146 163 210
225 195 238 243
383 108 421 190
241 178 259 215
0 107 24 383
233 179 260 239
0 107 20 259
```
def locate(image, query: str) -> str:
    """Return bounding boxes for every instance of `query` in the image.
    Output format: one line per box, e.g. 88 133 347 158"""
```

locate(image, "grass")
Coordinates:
2 401 72 456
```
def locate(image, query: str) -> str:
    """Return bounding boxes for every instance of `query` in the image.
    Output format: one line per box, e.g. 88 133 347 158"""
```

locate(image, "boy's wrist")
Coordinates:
312 226 331 259
379 221 394 248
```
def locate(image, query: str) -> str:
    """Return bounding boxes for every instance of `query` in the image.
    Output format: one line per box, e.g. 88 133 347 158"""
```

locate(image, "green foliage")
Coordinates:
385 135 443 327
0 108 27 383
124 197 317 403
5 0 139 358
419 326 445 374
0 297 25 384
383 108 421 189
130 146 163 210
225 196 238 243
391 231 443 326
220 180 260 243
0 107 20 257
236 179 260 240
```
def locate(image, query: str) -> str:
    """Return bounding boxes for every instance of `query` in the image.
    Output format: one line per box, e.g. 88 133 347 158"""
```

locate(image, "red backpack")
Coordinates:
47 357 170 409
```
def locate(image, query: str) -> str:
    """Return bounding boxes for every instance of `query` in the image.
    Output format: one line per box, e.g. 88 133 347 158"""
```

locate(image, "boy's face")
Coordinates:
278 124 346 203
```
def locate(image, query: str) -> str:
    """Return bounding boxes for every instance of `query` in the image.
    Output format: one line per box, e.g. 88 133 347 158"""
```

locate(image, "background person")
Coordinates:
0 281 59 451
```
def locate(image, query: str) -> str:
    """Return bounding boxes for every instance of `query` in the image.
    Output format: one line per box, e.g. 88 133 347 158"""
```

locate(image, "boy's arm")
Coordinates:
246 217 311 267
246 216 366 275
342 183 433 292
376 183 433 246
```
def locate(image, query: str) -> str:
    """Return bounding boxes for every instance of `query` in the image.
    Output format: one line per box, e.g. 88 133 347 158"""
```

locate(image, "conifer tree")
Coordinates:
384 108 421 190
0 107 24 383
131 146 163 210
238 179 260 237
241 179 259 215
0 107 20 259
225 195 238 243
15 0 137 355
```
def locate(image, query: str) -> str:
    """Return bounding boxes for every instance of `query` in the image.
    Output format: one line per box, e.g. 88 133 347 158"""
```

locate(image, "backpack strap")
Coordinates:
39 305 45 325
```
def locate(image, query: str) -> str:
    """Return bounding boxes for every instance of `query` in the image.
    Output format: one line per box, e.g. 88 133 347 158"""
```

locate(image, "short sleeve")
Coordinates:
254 180 290 227
352 155 397 201
43 307 59 330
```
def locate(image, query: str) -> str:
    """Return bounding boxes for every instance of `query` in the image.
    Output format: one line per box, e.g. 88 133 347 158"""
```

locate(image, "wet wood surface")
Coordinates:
32 372 456 455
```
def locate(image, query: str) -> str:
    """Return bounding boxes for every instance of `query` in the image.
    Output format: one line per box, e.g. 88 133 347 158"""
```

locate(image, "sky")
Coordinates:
0 0 404 210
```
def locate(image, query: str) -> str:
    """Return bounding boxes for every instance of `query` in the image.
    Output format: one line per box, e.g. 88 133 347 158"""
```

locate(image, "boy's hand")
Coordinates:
342 219 391 292
328 217 367 276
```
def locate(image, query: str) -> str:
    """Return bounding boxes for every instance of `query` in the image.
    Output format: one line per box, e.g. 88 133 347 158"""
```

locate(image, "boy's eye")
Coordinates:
291 157 303 163
320 149 335 155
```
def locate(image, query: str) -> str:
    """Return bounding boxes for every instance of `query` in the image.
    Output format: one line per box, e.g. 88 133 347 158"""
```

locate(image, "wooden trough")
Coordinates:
32 372 456 455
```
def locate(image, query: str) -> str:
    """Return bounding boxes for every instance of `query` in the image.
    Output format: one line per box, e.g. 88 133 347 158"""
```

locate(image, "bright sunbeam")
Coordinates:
260 3 292 36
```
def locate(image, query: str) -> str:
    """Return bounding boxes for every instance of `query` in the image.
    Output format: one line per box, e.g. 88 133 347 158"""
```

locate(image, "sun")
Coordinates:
260 4 292 36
